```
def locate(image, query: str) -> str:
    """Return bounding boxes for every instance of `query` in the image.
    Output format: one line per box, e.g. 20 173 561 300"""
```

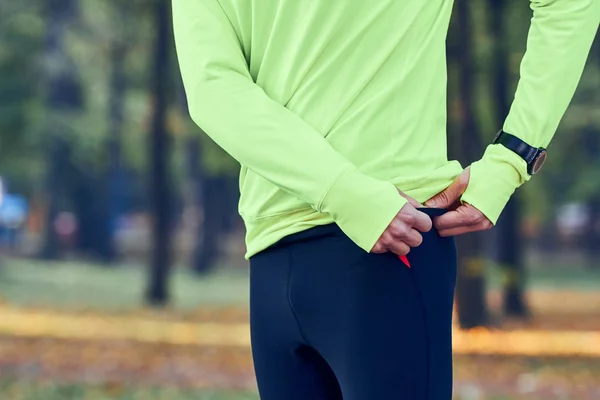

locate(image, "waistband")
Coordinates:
271 207 448 249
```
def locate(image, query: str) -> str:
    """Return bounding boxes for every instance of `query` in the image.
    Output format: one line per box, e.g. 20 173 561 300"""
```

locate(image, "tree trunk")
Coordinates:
185 139 216 275
102 30 128 263
39 140 69 260
194 176 225 274
452 0 490 329
182 133 216 275
145 0 172 306
582 124 600 269
176 83 213 275
497 196 530 316
39 0 82 260
489 0 530 317
585 197 600 269
587 39 600 269
194 175 240 274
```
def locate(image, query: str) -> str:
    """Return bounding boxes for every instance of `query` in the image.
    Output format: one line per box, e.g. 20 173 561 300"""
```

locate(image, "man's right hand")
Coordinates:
370 191 432 256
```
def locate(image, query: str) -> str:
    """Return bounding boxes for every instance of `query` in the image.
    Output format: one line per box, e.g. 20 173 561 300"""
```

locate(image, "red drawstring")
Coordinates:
399 255 411 268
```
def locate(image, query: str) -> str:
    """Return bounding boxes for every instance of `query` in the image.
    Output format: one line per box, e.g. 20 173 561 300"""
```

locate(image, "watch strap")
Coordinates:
493 131 541 165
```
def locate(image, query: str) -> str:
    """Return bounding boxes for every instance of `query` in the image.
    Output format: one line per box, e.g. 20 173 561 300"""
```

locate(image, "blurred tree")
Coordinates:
145 0 173 306
531 21 600 223
36 0 113 262
581 38 600 269
449 0 490 329
195 175 239 273
179 104 241 274
177 86 215 275
176 64 240 273
74 0 146 264
39 0 84 260
489 0 530 318
0 0 45 192
100 0 132 263
71 0 159 262
1 0 597 273
184 135 206 273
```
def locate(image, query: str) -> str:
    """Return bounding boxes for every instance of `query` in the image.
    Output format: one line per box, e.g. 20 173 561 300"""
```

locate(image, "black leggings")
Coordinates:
249 208 457 400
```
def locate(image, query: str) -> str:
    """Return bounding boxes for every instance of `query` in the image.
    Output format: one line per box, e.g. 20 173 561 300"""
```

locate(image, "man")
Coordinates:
173 0 599 398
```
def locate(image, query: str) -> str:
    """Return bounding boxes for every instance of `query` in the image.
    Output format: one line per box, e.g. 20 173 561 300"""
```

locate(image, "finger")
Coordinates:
433 211 469 231
437 225 476 237
433 206 481 231
371 241 387 253
397 189 422 208
405 196 422 208
438 219 493 237
389 219 423 247
409 209 433 233
386 240 411 257
425 167 470 209
448 199 462 211
402 228 423 248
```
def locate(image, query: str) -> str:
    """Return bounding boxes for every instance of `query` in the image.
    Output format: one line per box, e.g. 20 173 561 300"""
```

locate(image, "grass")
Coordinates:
0 258 249 311
1 256 599 313
486 262 600 292
0 380 260 400
0 379 527 400
0 259 598 399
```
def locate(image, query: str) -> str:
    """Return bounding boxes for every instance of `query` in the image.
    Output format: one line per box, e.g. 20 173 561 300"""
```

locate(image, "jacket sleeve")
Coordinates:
461 0 600 223
172 0 406 252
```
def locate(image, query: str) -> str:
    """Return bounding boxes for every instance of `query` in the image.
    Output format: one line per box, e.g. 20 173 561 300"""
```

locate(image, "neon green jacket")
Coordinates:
173 0 600 259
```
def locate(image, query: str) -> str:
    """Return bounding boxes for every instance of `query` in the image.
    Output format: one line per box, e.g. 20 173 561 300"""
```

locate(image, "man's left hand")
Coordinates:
424 167 493 237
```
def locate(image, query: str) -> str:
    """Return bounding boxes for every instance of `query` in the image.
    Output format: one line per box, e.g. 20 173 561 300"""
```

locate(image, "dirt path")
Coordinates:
2 304 600 357
1 336 599 399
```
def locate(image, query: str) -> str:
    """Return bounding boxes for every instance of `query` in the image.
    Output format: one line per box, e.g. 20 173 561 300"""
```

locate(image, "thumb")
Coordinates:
397 188 422 208
425 167 470 208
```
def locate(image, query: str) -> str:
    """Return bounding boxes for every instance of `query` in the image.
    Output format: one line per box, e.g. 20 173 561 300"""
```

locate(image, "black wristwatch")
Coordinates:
493 130 547 175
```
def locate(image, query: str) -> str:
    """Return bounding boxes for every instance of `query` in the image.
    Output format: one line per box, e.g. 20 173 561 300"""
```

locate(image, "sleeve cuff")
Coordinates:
320 167 408 252
460 144 529 224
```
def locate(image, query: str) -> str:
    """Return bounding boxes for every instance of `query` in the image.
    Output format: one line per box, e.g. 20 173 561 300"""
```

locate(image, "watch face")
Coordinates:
532 150 547 174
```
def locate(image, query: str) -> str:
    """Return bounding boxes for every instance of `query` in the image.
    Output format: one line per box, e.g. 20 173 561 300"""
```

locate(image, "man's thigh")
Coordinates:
291 228 456 400
250 243 343 400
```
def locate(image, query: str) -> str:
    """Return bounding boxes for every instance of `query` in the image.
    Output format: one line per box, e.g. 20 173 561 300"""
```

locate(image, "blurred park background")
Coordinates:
1 0 599 399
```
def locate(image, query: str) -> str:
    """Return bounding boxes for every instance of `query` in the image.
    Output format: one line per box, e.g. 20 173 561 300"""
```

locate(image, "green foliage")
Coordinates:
190 125 240 178
0 1 46 192
465 1 600 220
0 0 598 212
